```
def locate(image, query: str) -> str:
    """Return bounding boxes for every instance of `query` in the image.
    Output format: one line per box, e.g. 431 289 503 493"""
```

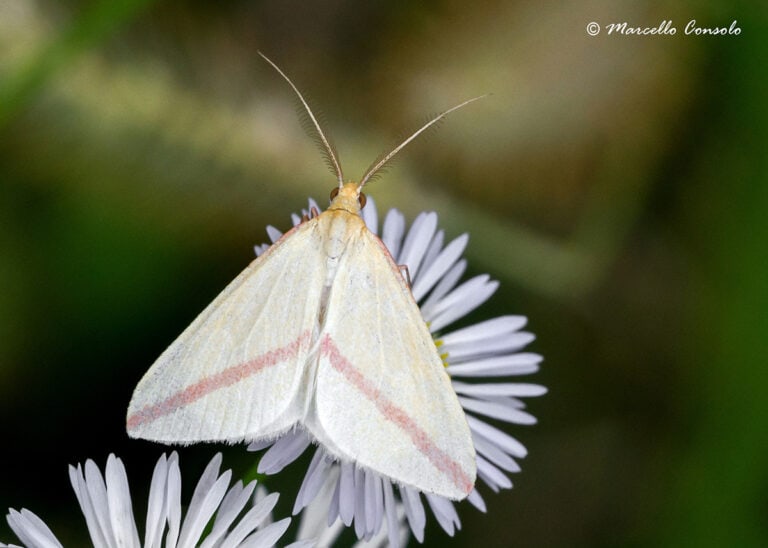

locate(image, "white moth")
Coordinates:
127 54 483 500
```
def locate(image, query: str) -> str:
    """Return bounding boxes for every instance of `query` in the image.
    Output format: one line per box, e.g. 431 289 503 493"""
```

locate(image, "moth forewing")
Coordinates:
309 223 476 499
126 219 326 444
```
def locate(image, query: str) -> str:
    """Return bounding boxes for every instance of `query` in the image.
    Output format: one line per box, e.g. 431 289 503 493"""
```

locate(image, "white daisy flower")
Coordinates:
1 452 292 548
250 196 547 547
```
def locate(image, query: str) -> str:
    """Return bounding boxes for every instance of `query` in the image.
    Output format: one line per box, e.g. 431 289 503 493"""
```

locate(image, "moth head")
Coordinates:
330 183 367 212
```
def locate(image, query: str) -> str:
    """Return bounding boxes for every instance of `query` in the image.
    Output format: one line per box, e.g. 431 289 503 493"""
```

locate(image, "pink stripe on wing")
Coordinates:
127 331 311 431
319 334 474 495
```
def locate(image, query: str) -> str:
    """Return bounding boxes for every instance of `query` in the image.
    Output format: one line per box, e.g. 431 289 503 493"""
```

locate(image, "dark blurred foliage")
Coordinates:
1 0 766 546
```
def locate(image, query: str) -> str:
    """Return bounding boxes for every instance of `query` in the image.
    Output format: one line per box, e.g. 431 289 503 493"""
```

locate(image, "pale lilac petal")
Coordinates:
243 491 280 529
338 461 356 526
199 480 257 548
472 434 522 473
418 229 445 281
425 493 461 536
177 473 231 548
257 430 311 474
452 381 548 398
441 315 528 345
476 455 513 492
382 481 400 548
352 498 407 548
446 353 542 377
412 233 468 301
467 415 528 458
444 332 536 361
466 489 486 513
184 453 222 517
396 212 438 278
458 395 538 425
105 455 141 548
84 460 117 546
253 485 274 528
353 466 367 539
5 509 62 548
328 475 341 527
423 273 494 319
306 197 321 216
293 448 334 514
164 454 182 548
266 225 283 243
218 493 280 548
294 468 341 542
421 260 466 314
427 275 499 331
176 454 231 548
239 517 291 547
381 209 405 258
361 196 379 234
144 454 170 548
365 471 384 537
399 486 425 543
216 480 258 528
68 464 107 548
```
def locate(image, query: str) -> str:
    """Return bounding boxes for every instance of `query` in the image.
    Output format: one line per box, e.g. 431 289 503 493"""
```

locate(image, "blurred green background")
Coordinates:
1 0 766 546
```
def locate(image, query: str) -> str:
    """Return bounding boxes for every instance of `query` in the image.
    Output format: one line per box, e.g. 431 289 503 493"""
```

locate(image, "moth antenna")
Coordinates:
359 114 445 187
357 95 488 191
259 52 344 186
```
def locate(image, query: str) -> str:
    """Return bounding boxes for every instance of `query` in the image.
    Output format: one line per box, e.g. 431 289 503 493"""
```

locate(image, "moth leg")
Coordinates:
397 264 412 288
299 207 322 224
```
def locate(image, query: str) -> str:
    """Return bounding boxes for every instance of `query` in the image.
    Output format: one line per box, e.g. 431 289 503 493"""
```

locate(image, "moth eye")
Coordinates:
330 187 340 200
358 192 367 209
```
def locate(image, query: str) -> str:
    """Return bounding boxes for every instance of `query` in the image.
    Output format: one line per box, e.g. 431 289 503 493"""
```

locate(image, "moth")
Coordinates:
127 53 482 500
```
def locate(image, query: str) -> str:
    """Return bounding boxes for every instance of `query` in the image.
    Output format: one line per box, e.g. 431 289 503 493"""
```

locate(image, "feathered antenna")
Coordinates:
258 52 344 187
357 95 487 191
